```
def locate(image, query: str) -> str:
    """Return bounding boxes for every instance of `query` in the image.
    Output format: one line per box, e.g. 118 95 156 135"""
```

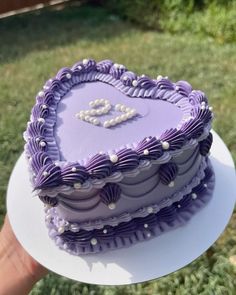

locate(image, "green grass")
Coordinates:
0 3 236 294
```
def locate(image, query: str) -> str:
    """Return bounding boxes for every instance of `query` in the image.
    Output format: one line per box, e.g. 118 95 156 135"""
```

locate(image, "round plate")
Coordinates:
7 131 236 285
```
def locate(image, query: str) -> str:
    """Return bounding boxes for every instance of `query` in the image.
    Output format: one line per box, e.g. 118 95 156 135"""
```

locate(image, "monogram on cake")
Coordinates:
24 59 215 255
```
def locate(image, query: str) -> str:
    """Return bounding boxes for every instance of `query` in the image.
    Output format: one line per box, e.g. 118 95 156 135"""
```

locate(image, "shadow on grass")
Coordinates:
0 3 135 65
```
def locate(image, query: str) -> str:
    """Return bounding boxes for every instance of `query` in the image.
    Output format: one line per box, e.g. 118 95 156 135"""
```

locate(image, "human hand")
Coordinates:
0 215 48 295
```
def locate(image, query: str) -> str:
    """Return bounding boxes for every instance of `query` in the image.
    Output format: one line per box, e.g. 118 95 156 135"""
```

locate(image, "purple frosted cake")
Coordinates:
24 59 215 255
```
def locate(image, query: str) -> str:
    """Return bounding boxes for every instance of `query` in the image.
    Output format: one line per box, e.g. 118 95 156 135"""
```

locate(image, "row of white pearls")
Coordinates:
75 99 111 126
103 104 137 128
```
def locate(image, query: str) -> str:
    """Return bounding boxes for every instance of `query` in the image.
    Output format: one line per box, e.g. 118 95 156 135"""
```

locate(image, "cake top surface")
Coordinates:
24 59 213 191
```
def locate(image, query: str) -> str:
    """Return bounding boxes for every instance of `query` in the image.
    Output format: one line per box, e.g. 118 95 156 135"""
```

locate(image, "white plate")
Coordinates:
7 131 236 285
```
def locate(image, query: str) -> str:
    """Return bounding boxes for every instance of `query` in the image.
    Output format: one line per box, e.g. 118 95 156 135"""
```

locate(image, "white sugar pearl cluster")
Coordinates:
103 103 137 128
76 99 111 126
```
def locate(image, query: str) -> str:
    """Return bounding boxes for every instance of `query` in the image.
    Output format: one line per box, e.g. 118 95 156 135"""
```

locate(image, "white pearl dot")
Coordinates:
78 65 82 70
201 105 206 110
45 214 51 222
58 226 65 234
40 141 46 147
121 114 128 121
83 59 88 65
115 104 122 111
123 76 128 81
108 203 116 210
71 167 77 172
201 101 206 106
120 105 126 112
90 238 98 246
43 171 49 177
36 137 40 142
204 183 208 188
162 141 170 150
103 121 110 128
74 182 81 189
113 63 118 68
115 116 122 123
175 85 180 91
192 193 197 200
132 80 138 87
42 104 47 109
38 91 44 97
143 149 149 155
177 204 181 208
103 229 108 234
84 115 90 121
93 118 100 125
147 233 151 238
156 75 163 80
110 154 118 163
66 73 71 79
109 119 116 126
89 101 95 107
209 106 213 111
147 206 153 213
168 181 175 187
96 109 103 115
144 223 149 228
127 112 133 119
130 109 137 116
120 64 125 69
38 117 45 124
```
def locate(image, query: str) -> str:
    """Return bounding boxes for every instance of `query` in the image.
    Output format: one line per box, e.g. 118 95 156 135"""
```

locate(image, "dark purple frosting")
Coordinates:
199 132 213 156
159 162 178 185
27 121 45 138
181 119 204 139
157 205 177 222
39 195 58 206
31 152 52 174
156 78 174 90
137 75 156 89
86 154 112 179
34 163 62 189
192 107 212 124
32 103 50 120
135 136 163 160
189 90 208 105
61 163 88 186
27 137 47 155
113 148 139 172
109 64 127 79
175 81 192 96
49 79 62 93
120 71 137 86
56 67 73 82
99 183 121 206
96 60 114 73
160 128 186 150
62 229 93 246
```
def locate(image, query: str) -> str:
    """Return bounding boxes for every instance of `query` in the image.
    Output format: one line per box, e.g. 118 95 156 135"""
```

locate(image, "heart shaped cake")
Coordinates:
24 59 215 255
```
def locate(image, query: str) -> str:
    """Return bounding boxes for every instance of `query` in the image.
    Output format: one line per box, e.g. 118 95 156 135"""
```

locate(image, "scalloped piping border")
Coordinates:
46 157 207 230
45 160 215 255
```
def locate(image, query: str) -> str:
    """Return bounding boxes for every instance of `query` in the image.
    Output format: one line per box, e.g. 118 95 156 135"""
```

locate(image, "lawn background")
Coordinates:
0 2 236 294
